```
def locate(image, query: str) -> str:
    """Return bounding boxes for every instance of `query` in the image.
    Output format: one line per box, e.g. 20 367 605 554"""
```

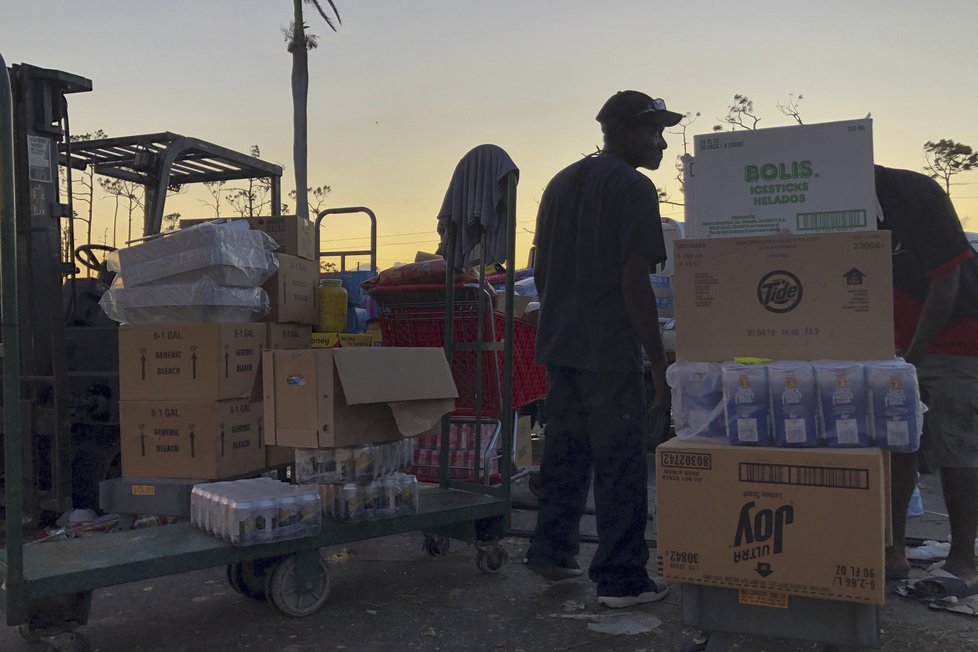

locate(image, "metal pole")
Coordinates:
1 51 27 624
499 172 517 512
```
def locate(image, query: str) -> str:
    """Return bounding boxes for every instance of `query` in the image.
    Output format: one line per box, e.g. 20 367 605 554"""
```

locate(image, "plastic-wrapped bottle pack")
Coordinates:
190 477 321 546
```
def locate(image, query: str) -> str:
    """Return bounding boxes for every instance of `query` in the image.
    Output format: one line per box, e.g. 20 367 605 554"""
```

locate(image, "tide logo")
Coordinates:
757 270 803 314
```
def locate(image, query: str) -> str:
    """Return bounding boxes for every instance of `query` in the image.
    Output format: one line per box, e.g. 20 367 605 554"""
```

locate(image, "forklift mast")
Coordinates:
5 63 93 520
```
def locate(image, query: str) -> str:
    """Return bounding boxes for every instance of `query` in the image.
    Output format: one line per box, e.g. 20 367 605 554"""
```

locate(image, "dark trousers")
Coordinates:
527 365 651 593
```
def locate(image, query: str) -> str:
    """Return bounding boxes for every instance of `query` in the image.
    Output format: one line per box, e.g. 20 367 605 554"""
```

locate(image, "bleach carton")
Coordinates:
721 363 771 445
768 361 819 447
814 361 870 447
866 359 922 452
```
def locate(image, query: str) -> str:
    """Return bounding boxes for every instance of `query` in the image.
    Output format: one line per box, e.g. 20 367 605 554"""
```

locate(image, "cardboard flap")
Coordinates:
388 398 456 436
333 348 458 404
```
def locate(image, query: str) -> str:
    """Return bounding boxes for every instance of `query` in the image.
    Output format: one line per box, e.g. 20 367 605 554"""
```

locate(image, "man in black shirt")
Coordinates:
526 91 677 608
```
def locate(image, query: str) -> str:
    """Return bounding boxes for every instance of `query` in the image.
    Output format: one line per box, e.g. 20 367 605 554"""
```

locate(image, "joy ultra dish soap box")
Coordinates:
655 439 886 604
672 230 893 362
683 119 876 239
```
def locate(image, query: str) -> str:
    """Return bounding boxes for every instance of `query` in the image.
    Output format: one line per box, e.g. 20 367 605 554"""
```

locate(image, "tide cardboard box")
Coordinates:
673 230 893 362
264 347 458 448
262 253 318 325
119 322 265 401
655 439 886 604
120 399 265 479
684 118 876 239
179 215 316 260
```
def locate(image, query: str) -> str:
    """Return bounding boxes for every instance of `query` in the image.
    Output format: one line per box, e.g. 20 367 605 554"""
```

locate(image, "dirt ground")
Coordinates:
2 471 977 651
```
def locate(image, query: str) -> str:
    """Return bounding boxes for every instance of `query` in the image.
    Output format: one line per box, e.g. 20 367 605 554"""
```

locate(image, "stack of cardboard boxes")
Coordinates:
656 119 893 606
118 216 320 480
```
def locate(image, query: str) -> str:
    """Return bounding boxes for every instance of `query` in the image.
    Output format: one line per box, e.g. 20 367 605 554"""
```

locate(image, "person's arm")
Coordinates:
622 252 669 411
902 265 960 366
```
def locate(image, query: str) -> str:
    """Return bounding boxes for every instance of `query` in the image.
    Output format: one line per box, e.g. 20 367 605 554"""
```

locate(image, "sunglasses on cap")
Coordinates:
636 98 668 117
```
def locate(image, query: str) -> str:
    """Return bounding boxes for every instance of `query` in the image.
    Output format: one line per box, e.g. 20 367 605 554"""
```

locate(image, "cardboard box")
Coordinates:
262 253 319 325
265 445 295 468
119 323 265 401
684 119 877 239
263 347 458 448
267 323 313 350
310 332 378 348
655 439 886 604
673 231 893 361
493 295 533 319
179 215 317 261
120 399 265 479
514 415 533 470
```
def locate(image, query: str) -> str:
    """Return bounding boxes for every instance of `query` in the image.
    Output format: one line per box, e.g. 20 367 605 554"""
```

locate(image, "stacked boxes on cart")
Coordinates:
109 217 320 480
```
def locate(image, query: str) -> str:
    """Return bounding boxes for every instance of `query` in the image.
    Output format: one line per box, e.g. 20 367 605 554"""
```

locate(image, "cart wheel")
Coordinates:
475 545 508 574
16 624 43 642
527 471 543 499
226 564 246 595
265 554 331 618
226 562 270 601
422 534 450 556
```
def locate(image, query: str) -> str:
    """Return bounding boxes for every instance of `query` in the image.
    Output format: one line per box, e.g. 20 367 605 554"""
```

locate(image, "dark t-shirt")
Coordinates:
533 154 667 372
875 165 978 355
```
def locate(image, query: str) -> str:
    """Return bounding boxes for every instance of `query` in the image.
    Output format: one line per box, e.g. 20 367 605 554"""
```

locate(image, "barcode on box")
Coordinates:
796 209 867 231
739 463 869 490
784 419 807 443
836 419 859 444
737 419 759 442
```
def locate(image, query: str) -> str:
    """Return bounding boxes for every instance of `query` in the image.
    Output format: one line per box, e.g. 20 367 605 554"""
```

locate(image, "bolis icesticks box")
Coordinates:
683 118 876 239
655 439 886 604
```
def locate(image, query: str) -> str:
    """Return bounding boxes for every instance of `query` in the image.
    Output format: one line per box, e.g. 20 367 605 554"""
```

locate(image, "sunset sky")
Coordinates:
3 0 977 269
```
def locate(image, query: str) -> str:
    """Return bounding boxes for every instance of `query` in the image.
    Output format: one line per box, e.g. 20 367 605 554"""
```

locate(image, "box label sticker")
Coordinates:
738 589 789 609
131 485 157 497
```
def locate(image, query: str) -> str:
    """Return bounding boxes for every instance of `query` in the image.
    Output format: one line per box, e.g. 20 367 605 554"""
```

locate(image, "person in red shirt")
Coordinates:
876 165 978 598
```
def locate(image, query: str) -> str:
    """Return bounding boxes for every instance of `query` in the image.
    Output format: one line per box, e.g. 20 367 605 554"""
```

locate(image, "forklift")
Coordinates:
1 61 284 529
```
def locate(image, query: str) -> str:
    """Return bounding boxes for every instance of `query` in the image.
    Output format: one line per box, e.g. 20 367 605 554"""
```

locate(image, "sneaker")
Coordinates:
597 579 670 608
524 557 584 582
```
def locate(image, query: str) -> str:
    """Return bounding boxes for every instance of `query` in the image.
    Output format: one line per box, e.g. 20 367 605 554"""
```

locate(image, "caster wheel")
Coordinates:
476 545 508 574
422 534 450 556
528 472 543 499
226 564 246 596
227 560 272 601
265 554 331 618
17 624 43 642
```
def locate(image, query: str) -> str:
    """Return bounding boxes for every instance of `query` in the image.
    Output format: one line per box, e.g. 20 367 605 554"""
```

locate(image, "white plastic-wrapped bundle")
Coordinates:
107 220 279 288
814 361 870 447
190 477 321 546
768 361 819 447
721 363 772 446
866 359 923 452
666 361 725 439
99 275 270 324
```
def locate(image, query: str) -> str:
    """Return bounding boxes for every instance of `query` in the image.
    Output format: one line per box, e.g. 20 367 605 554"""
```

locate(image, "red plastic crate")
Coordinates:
376 298 546 416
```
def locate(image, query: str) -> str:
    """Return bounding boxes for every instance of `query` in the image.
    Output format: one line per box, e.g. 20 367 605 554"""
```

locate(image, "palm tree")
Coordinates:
284 0 340 219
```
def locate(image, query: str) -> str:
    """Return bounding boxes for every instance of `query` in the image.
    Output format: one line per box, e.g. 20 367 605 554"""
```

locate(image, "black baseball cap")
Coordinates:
596 90 683 130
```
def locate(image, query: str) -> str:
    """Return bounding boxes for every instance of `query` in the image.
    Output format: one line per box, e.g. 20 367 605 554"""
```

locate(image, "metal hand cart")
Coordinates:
0 56 524 646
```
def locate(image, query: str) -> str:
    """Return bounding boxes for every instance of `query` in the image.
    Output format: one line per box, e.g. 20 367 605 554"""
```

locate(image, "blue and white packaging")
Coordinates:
721 363 771 445
666 361 724 439
768 361 819 447
866 359 922 452
814 361 870 447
